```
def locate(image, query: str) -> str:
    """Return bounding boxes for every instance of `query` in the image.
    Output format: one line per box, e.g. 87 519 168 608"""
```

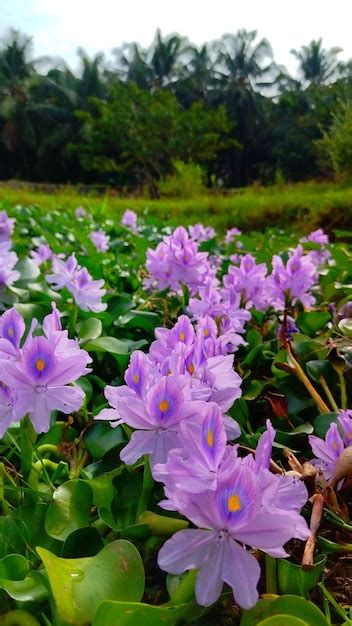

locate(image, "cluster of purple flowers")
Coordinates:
46 254 107 312
96 314 242 467
0 212 20 295
225 227 242 245
155 419 309 608
89 229 110 253
265 244 317 310
300 228 331 268
121 209 139 234
0 304 91 435
144 226 214 294
188 223 216 242
309 410 352 488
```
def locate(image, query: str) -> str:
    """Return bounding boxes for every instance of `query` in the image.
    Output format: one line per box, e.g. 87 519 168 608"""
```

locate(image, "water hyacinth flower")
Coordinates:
97 373 205 467
121 209 138 234
0 242 20 293
223 254 268 310
47 254 107 312
266 245 317 310
309 410 352 487
189 223 216 242
0 211 15 243
0 306 91 433
158 459 306 609
30 243 53 266
89 229 110 253
144 226 213 295
75 206 86 219
225 227 242 245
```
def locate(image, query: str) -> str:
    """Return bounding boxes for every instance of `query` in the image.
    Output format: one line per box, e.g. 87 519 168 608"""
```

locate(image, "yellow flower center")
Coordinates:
245 262 251 271
228 494 241 512
35 358 45 372
179 331 185 342
207 429 214 447
203 329 209 337
133 373 139 383
333 440 338 450
159 399 169 413
187 363 195 375
7 327 14 337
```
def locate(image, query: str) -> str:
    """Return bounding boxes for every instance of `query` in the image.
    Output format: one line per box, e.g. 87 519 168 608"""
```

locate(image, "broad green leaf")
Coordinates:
78 318 103 342
258 617 306 625
84 336 147 355
306 360 335 384
262 594 329 626
0 554 29 581
117 310 160 333
15 258 40 282
0 571 48 603
296 312 331 336
45 480 93 541
93 601 190 626
338 318 352 338
0 610 41 626
61 527 104 558
313 412 339 438
38 540 145 625
277 556 326 598
83 422 126 460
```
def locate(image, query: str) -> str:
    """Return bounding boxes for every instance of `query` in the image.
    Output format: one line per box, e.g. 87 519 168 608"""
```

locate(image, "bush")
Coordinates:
316 102 352 180
158 160 205 197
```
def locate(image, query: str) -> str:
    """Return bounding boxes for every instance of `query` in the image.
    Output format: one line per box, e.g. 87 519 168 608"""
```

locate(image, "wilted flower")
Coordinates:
309 410 352 487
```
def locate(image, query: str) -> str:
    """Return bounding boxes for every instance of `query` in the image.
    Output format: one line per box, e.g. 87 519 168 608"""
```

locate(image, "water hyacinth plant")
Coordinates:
0 205 350 625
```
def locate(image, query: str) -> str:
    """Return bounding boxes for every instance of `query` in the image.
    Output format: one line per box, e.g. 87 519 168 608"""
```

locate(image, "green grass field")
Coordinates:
1 180 352 232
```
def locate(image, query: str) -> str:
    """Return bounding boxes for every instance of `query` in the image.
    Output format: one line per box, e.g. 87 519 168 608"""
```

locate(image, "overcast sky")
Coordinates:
1 0 352 75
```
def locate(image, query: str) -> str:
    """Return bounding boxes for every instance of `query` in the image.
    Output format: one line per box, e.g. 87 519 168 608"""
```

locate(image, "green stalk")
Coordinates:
136 456 154 521
318 582 352 624
138 511 189 536
319 376 339 412
20 416 36 480
69 303 78 337
287 345 330 414
338 371 348 410
168 569 197 606
265 554 278 594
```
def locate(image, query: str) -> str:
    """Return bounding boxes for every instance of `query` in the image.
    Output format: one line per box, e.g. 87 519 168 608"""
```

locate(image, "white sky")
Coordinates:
1 0 352 75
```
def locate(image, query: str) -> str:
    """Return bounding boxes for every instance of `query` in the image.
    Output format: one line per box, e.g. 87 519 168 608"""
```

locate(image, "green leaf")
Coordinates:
117 310 160 333
84 336 147 355
15 258 40 282
296 312 331 336
0 571 48 603
277 555 326 598
0 554 29 581
306 360 334 384
258 617 306 625
83 422 126 460
313 412 339 438
338 318 352 338
61 527 104 558
45 480 93 541
38 540 145 625
262 594 329 626
78 318 103 342
0 609 41 625
242 379 265 400
93 601 189 626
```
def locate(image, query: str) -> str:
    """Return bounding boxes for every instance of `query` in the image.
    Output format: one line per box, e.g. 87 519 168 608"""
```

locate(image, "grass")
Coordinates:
1 180 352 232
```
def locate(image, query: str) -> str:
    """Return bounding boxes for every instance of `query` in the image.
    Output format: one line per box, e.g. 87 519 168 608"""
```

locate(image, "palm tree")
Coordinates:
147 29 190 90
214 29 275 185
113 42 152 89
291 39 344 87
175 43 217 105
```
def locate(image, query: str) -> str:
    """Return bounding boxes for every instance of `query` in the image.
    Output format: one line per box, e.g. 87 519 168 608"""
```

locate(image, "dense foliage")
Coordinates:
0 203 351 624
1 28 352 190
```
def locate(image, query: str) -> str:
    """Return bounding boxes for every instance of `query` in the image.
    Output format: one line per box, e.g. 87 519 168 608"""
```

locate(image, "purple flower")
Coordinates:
30 244 53 266
0 310 91 433
266 245 317 310
70 268 107 312
0 307 25 349
89 229 110 253
0 242 20 291
144 226 212 295
158 460 305 609
47 255 107 312
309 411 352 487
121 209 138 234
0 211 15 243
75 206 86 219
0 383 17 437
225 227 242 245
301 229 329 245
189 224 216 242
47 255 78 291
277 315 299 341
223 254 268 310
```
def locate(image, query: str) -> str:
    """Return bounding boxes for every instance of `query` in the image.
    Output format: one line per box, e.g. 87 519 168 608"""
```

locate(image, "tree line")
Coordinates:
1 28 352 193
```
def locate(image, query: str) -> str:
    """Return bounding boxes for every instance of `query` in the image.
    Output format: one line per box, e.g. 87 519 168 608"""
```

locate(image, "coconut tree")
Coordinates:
291 39 344 87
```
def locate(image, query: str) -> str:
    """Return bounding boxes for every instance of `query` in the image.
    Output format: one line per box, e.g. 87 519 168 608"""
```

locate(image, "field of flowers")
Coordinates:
0 203 351 626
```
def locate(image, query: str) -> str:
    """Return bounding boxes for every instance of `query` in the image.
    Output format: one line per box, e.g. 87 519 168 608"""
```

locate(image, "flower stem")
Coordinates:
138 511 189 536
287 344 330 414
168 569 197 606
318 582 352 624
69 303 78 337
265 554 278 594
136 456 154 521
319 376 339 412
338 371 347 410
20 416 36 480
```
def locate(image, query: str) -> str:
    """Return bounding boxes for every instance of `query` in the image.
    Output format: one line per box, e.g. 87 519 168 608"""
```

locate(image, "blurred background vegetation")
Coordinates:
1 27 352 196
